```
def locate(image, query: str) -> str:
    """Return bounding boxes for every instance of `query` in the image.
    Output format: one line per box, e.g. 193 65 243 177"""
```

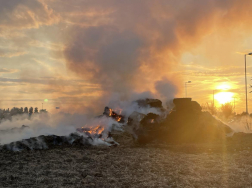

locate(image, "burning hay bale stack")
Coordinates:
159 98 233 143
124 98 233 144
125 99 165 144
0 97 234 151
134 113 162 144
103 106 125 123
172 98 202 114
135 98 164 110
94 98 165 145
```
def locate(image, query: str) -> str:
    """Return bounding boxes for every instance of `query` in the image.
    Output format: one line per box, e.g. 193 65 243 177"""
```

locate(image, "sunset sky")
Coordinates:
1 0 252 114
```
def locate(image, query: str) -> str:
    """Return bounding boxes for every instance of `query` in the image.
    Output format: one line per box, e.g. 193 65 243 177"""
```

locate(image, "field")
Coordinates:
1 141 252 188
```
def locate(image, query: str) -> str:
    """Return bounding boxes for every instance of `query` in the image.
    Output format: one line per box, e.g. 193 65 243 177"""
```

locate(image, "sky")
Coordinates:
1 0 252 115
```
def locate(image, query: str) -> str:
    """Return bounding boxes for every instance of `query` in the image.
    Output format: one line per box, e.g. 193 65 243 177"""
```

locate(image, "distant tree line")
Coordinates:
0 107 46 120
201 102 235 119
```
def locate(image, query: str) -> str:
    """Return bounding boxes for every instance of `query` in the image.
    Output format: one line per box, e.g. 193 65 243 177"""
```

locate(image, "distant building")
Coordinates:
40 109 47 113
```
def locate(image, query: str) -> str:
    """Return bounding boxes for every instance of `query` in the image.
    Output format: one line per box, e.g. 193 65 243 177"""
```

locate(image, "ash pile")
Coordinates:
121 98 233 144
0 129 117 152
0 133 93 152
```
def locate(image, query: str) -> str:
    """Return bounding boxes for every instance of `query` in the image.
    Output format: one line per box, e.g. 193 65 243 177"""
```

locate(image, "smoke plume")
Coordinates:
0 113 83 144
62 0 252 112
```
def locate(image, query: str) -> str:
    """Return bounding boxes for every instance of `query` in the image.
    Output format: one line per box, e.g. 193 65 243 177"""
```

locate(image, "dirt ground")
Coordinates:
1 143 252 188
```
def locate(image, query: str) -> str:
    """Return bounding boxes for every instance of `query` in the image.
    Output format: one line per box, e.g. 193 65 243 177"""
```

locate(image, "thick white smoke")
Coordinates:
0 97 167 146
0 113 78 144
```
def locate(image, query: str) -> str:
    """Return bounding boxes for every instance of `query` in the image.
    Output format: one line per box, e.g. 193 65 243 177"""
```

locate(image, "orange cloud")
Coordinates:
0 0 60 31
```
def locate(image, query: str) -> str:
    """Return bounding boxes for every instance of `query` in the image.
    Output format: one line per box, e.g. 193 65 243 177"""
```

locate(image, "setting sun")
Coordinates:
216 83 232 90
214 92 234 105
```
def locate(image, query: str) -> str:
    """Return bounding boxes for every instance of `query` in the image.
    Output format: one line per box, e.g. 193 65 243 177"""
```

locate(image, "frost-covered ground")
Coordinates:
1 143 252 188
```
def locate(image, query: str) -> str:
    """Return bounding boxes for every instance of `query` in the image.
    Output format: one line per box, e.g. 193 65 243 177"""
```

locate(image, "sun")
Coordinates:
213 82 235 105
214 92 234 105
216 83 231 90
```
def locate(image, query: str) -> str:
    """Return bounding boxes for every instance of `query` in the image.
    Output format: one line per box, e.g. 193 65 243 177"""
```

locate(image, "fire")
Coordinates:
107 108 123 122
116 117 122 122
110 108 123 116
109 109 113 116
79 126 105 135
90 126 104 134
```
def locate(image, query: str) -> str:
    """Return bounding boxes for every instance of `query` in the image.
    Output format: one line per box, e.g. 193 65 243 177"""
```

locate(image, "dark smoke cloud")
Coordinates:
62 1 184 110
63 0 252 103
155 77 178 102
65 27 143 95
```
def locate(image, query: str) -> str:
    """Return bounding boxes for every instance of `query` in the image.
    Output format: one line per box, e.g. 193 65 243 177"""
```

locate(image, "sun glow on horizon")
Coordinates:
216 83 232 90
214 92 234 105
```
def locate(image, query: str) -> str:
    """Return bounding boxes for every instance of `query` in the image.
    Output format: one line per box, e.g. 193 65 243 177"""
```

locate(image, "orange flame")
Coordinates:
109 109 113 116
117 117 122 122
80 126 104 135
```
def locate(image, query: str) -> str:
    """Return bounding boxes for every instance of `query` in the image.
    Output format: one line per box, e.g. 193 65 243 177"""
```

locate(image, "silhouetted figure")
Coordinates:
20 107 24 113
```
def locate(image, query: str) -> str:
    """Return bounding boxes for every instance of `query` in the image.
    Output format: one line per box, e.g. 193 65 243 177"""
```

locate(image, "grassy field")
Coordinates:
1 142 252 188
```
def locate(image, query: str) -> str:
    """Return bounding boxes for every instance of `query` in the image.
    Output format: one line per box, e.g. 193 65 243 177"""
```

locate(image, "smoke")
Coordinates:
62 1 185 112
0 96 166 146
0 113 85 144
155 77 178 108
62 0 252 112
227 116 252 133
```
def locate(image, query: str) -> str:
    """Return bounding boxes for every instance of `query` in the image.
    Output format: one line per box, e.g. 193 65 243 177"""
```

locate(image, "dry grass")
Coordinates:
1 144 252 188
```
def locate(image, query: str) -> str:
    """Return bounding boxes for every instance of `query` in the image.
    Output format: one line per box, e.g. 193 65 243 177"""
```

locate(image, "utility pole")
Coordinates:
185 81 191 98
244 53 252 114
245 54 248 114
